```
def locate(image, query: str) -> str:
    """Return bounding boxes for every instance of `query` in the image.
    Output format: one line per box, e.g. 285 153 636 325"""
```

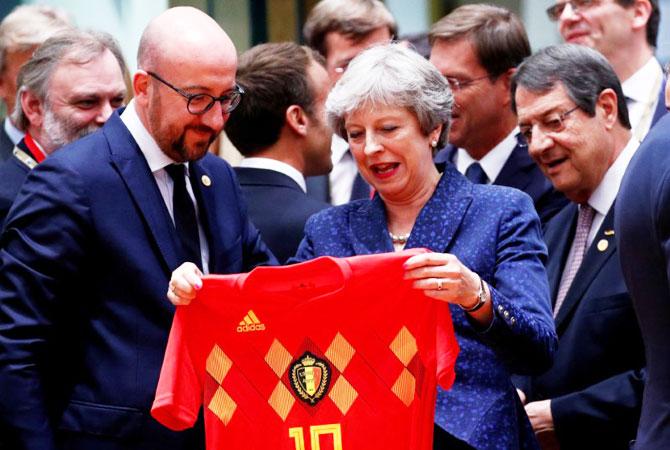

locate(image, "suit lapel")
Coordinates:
545 203 578 301
409 166 473 252
494 141 534 190
105 113 181 274
189 159 221 272
554 207 617 328
651 77 668 127
350 195 394 254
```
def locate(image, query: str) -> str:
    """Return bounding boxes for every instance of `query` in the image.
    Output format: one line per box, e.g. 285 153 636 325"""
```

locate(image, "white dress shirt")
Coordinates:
453 128 519 183
238 157 307 192
622 57 663 142
4 117 24 145
120 100 210 273
328 134 357 205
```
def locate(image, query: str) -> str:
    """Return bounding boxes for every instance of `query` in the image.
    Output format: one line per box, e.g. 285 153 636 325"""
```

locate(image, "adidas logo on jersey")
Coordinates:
236 310 266 332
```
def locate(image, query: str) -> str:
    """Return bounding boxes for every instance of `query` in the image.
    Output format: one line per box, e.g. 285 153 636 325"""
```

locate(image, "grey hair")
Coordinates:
511 44 630 129
0 5 72 74
12 29 128 131
326 43 453 148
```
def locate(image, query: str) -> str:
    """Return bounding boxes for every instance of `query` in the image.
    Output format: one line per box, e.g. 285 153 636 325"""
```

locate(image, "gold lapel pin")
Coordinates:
201 175 212 187
604 230 615 236
597 239 609 252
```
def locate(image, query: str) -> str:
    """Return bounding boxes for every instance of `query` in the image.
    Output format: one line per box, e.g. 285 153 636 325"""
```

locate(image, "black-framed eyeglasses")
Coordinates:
546 0 600 22
519 105 580 145
445 74 491 91
147 71 244 115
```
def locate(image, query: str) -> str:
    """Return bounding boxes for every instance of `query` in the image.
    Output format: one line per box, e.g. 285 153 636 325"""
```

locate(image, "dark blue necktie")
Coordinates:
465 162 488 184
165 164 202 270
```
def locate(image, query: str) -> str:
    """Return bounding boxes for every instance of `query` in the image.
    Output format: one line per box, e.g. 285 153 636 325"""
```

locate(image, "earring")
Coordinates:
431 140 438 148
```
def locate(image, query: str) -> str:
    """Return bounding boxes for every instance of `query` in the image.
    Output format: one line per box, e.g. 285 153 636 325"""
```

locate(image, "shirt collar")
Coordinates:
588 137 639 215
238 157 307 192
4 117 24 145
455 127 519 182
330 134 350 164
621 56 663 103
120 100 181 173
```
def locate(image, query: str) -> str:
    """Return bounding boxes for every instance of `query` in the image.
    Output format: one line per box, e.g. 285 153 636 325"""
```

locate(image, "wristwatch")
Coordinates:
459 276 487 313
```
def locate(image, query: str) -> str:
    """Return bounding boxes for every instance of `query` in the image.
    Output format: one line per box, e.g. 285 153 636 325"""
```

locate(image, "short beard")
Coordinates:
42 106 100 154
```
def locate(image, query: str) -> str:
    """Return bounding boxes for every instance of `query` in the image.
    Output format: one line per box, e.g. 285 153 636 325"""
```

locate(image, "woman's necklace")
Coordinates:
388 231 411 246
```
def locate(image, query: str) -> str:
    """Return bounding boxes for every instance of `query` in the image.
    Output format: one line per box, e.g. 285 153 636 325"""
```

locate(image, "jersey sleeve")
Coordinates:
151 307 202 430
436 303 458 390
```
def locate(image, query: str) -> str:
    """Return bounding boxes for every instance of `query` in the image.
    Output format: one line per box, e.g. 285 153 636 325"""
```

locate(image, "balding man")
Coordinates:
0 7 274 450
0 30 127 226
0 4 71 161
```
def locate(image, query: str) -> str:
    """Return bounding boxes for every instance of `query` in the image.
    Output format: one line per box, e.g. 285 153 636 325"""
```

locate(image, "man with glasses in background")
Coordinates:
548 0 665 141
512 44 645 450
429 4 566 225
0 7 274 449
303 0 396 205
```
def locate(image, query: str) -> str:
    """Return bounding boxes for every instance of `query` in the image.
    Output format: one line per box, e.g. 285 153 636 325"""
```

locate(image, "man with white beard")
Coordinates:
0 29 127 226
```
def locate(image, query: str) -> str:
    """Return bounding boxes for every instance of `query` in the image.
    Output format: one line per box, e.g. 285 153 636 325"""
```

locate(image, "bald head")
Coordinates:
133 7 240 163
138 7 236 74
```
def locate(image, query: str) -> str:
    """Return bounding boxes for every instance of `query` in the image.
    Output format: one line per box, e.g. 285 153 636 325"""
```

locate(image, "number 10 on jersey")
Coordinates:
289 423 343 450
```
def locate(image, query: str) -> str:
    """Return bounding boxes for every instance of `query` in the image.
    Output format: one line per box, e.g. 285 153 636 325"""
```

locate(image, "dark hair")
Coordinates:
225 42 324 156
303 0 397 58
429 4 530 78
511 44 631 129
617 0 659 47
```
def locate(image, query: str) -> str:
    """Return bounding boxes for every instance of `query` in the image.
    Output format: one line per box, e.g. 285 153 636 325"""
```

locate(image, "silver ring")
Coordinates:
436 279 443 291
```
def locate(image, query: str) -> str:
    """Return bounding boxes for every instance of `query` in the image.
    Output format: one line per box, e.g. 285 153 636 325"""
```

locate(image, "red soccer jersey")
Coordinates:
152 249 458 450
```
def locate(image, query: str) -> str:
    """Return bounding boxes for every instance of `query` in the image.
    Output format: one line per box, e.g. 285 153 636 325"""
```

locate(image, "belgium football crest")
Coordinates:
289 351 331 405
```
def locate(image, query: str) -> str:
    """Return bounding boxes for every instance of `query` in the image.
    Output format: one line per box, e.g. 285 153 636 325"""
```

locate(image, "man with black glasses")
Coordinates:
513 44 644 450
0 7 275 449
548 0 666 141
429 4 566 225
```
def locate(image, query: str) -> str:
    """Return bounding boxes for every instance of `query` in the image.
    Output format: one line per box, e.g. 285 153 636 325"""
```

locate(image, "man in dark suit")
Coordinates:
225 42 332 263
0 5 72 161
512 44 645 449
429 4 566 225
303 0 395 205
615 75 670 450
0 30 127 226
0 7 275 449
549 0 666 140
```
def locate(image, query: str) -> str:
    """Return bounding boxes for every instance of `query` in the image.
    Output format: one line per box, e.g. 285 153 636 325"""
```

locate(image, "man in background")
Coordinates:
513 44 645 449
0 30 128 225
550 0 665 140
430 4 566 225
225 42 332 262
303 0 396 205
0 4 71 161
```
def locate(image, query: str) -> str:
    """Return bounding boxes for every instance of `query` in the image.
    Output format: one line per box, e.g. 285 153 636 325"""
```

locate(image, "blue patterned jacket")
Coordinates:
293 164 557 450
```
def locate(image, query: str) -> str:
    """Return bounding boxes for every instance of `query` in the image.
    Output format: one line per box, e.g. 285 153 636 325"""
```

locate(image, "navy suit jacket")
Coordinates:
0 125 13 163
616 113 670 450
649 77 667 132
0 112 276 450
293 165 557 450
520 204 644 449
234 167 329 263
435 141 567 226
0 138 36 227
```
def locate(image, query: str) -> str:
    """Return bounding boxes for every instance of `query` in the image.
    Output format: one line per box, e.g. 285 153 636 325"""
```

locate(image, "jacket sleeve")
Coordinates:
476 192 558 375
551 369 644 443
0 159 92 450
